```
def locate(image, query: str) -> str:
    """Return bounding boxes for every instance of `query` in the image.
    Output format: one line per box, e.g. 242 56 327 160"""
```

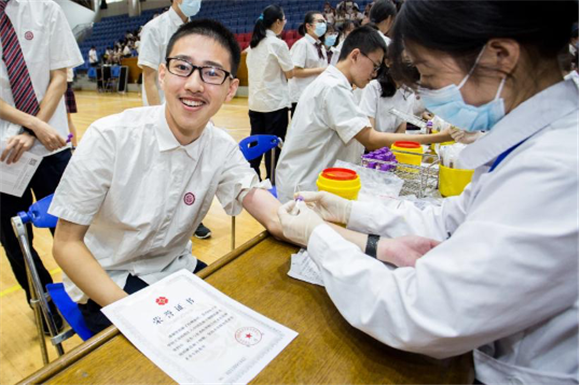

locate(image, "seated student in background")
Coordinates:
278 1 578 384
50 20 285 335
246 4 293 183
275 25 452 203
359 60 416 133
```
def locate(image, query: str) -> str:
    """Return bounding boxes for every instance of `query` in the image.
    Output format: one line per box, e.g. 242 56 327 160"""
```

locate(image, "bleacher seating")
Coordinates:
76 0 375 71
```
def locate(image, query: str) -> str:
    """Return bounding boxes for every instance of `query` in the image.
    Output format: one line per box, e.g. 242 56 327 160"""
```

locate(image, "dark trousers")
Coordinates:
248 108 289 184
291 103 298 118
0 149 72 303
79 261 208 335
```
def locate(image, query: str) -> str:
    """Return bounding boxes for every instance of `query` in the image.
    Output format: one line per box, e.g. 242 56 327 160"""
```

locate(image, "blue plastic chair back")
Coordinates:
46 283 94 341
111 65 121 78
239 135 280 161
17 194 58 228
88 67 97 79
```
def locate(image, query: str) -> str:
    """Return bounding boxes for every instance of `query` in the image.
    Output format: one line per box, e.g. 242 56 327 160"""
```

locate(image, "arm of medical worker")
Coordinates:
306 155 578 359
0 98 66 153
143 66 161 106
354 126 452 151
53 220 129 307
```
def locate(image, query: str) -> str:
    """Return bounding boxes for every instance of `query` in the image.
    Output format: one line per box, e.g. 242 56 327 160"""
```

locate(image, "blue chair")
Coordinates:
88 66 97 80
46 283 93 341
239 134 282 193
12 194 92 364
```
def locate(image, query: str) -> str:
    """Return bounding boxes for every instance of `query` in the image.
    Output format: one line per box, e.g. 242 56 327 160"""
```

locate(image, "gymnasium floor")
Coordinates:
0 90 266 384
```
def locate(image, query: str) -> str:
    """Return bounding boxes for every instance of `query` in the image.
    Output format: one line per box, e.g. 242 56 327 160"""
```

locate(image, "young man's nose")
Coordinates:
184 69 205 93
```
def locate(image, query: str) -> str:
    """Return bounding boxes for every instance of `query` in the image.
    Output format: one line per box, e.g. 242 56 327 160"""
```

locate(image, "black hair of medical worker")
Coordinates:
298 11 323 37
250 5 285 49
388 0 578 88
165 18 241 77
337 24 387 62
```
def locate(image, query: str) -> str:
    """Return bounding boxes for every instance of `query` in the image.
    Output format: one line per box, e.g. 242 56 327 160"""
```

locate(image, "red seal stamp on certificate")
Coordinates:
235 327 262 346
155 297 169 305
24 31 34 40
183 192 195 206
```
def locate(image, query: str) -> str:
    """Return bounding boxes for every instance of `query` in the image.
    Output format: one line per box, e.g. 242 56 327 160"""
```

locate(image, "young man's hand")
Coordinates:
1 133 35 164
29 118 67 152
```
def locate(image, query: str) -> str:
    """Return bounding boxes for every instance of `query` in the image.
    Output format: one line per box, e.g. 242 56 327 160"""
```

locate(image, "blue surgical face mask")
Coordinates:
314 22 327 38
418 46 506 132
325 33 337 47
179 0 202 18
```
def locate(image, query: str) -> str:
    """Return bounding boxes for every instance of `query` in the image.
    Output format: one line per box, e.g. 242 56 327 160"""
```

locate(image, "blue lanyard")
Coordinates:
489 139 527 172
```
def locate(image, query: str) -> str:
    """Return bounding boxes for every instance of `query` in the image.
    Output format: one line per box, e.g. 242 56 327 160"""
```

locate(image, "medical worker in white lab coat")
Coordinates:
277 1 579 384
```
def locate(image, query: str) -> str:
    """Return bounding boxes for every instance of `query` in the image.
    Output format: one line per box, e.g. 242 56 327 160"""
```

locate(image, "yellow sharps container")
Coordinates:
316 168 361 200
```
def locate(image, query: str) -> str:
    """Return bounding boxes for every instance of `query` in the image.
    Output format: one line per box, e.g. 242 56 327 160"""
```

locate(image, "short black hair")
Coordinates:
338 25 387 62
166 19 241 77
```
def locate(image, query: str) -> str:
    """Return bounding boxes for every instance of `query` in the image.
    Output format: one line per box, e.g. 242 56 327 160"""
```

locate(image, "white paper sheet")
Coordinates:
287 249 325 287
0 142 42 197
102 269 298 385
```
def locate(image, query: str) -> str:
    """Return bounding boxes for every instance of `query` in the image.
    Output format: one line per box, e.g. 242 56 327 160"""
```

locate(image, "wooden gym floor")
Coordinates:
0 90 266 384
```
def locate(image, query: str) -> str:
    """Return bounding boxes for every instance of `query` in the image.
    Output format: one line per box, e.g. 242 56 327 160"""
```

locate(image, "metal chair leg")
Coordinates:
231 216 236 251
12 216 66 364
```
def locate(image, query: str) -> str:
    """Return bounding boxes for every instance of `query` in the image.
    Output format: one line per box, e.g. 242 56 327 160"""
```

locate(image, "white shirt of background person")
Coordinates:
359 80 415 133
288 33 328 104
0 0 83 158
246 29 294 112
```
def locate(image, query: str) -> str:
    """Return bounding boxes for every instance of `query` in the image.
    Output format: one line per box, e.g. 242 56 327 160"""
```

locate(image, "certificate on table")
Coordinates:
102 269 298 384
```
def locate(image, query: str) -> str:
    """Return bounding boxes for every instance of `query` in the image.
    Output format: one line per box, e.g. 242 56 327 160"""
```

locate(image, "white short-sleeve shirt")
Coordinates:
359 80 416 133
288 34 328 103
49 105 260 303
246 30 294 112
276 65 369 203
137 7 185 105
0 0 83 157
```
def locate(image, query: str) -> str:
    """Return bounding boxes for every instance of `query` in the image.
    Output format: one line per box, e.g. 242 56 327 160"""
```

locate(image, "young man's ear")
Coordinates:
225 78 240 103
158 63 167 88
349 48 361 64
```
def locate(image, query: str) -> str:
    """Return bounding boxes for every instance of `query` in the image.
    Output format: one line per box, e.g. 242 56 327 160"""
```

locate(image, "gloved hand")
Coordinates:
450 127 484 144
296 191 352 225
278 200 325 247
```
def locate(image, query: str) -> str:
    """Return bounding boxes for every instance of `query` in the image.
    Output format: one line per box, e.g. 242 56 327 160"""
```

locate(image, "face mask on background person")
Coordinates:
418 46 507 132
325 33 338 47
179 0 202 18
314 22 327 38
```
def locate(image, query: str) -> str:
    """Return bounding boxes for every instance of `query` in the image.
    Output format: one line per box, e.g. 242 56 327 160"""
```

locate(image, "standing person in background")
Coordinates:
138 0 212 239
278 1 578 384
369 0 396 46
323 2 335 25
330 20 358 66
323 24 339 64
288 11 328 117
65 68 79 147
0 0 83 333
138 0 202 106
89 45 98 67
246 5 293 184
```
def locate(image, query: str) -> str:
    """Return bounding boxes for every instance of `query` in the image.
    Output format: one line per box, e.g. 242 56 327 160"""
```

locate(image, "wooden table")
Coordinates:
20 233 473 384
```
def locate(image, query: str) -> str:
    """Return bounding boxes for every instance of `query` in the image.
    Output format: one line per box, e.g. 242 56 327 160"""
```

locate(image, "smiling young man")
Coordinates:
49 20 283 335
275 25 452 203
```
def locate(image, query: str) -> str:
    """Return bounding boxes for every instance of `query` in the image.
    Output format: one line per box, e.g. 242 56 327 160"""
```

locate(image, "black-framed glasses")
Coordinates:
360 52 382 73
166 57 233 85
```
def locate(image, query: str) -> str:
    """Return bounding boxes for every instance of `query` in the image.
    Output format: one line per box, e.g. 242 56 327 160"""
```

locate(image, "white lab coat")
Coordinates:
306 77 579 384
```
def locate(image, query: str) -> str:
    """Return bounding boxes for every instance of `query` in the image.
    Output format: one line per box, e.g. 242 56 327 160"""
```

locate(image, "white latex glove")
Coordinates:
450 128 484 144
278 200 325 247
296 191 352 225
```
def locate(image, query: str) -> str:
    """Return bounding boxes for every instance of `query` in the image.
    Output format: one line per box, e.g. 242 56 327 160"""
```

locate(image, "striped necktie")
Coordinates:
0 0 40 116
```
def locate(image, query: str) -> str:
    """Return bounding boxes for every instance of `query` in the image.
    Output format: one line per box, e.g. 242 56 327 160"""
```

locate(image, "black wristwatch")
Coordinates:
365 234 380 259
